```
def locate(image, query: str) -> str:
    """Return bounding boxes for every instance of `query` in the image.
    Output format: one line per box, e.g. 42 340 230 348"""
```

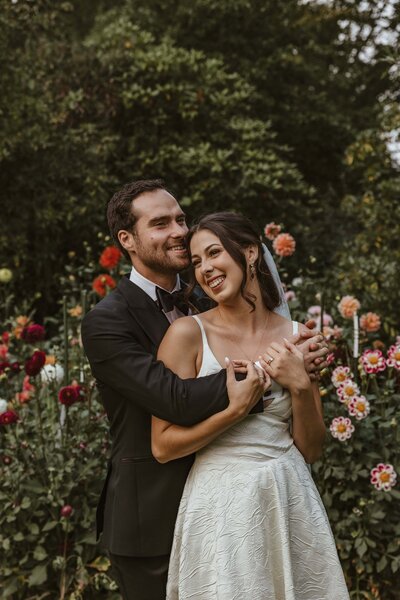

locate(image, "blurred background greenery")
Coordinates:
1 0 399 327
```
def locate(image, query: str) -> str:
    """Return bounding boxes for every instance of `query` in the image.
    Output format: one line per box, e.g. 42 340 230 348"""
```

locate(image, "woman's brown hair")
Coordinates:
186 212 282 312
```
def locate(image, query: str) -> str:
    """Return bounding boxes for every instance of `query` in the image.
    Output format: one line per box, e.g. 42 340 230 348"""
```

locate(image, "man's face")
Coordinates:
125 189 190 279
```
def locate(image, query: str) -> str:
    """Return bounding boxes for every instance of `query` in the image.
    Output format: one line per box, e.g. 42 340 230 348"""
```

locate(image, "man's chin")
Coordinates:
173 259 190 273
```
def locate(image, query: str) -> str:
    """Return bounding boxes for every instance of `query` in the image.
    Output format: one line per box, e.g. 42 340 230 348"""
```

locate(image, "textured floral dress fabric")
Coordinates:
166 317 350 600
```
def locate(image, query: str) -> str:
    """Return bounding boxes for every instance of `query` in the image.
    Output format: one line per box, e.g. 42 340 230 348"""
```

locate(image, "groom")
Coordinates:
82 179 328 600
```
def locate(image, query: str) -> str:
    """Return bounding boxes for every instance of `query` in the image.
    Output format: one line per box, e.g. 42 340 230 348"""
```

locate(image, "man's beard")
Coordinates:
136 246 190 276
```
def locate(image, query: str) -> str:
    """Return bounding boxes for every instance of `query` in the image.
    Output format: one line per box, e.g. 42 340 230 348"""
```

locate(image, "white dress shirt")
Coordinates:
129 266 186 324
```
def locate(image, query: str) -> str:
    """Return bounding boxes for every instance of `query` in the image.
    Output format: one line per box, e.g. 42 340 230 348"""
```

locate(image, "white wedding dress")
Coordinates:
166 316 349 600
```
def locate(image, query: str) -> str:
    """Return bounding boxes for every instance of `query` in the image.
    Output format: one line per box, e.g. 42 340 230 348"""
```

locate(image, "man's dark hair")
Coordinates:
107 179 168 260
186 212 281 313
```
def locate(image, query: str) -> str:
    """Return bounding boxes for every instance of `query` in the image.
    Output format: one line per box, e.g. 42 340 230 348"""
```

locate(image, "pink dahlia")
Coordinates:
386 344 400 371
273 233 296 257
360 312 381 333
330 416 355 441
348 395 370 420
331 366 353 388
326 353 335 365
337 379 360 405
338 295 361 319
264 222 282 240
360 349 386 374
285 290 296 302
370 463 397 492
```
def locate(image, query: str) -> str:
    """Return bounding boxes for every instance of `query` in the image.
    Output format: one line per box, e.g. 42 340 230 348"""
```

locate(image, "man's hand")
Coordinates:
225 358 267 419
290 320 329 381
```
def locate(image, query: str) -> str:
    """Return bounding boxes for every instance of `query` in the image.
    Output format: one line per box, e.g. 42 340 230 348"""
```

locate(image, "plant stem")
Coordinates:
59 520 69 600
63 297 69 386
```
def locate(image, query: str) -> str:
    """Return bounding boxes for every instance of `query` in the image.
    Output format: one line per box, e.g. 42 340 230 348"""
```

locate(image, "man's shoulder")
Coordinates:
82 279 136 330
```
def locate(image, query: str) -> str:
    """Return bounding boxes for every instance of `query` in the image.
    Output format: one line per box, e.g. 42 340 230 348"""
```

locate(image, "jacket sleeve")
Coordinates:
81 306 229 427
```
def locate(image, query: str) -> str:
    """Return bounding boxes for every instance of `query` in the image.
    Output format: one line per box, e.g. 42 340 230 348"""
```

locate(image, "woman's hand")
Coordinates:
259 338 310 393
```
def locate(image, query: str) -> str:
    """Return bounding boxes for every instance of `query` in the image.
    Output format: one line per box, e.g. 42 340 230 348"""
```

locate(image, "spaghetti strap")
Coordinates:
191 315 208 346
190 315 222 376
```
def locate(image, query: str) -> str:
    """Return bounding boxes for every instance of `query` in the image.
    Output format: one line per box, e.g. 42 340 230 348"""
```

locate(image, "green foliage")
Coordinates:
0 305 119 598
1 0 398 324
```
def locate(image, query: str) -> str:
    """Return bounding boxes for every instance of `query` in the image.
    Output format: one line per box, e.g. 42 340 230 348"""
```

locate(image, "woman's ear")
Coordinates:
246 244 259 265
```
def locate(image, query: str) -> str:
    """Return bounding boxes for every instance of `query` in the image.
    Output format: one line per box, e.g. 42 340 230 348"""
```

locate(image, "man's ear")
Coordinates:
246 244 259 265
118 230 136 255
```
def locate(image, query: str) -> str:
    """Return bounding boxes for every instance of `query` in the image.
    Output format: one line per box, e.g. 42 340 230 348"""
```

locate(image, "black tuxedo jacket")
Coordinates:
81 276 230 557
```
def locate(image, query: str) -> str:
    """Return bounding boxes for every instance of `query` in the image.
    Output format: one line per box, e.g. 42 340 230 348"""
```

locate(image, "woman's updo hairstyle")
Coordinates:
186 212 282 312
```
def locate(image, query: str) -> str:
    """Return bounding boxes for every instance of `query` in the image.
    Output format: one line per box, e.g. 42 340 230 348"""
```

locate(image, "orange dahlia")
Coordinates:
360 312 381 332
338 295 361 319
272 233 296 257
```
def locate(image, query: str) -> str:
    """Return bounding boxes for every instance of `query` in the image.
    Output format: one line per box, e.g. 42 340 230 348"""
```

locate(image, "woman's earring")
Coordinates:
250 263 255 280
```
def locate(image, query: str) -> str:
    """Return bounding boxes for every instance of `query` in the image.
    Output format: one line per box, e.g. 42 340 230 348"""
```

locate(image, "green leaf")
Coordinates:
28 564 48 587
377 555 387 573
33 545 48 561
21 496 31 509
29 523 40 535
42 520 58 532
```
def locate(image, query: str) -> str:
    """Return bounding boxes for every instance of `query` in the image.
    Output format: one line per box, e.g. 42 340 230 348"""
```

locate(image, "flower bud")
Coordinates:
60 505 73 518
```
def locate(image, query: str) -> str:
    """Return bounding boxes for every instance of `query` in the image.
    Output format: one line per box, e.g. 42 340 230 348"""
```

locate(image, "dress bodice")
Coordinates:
191 315 296 464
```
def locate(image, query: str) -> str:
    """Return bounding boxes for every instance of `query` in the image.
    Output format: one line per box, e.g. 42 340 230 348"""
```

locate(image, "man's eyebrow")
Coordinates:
148 213 186 225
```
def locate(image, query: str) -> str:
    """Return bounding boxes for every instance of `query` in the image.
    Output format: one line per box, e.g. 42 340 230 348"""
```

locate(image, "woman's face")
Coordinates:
190 230 247 303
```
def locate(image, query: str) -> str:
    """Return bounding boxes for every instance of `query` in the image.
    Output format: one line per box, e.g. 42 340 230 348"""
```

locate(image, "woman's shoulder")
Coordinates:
165 315 203 340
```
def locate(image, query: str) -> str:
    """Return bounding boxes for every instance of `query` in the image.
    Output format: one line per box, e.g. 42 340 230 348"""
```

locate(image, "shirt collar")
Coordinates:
129 265 181 302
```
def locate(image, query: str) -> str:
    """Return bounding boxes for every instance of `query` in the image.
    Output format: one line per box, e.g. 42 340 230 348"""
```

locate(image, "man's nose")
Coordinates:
171 221 188 237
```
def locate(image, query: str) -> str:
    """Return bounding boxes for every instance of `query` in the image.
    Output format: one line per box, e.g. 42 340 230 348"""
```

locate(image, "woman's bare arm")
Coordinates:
152 317 263 463
259 324 325 464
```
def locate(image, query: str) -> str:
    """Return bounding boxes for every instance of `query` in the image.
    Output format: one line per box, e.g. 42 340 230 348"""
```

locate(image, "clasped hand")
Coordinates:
259 339 309 392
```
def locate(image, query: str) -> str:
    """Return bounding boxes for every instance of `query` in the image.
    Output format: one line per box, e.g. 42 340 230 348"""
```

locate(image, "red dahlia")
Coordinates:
0 410 19 425
58 385 79 406
92 274 116 297
25 351 46 376
99 246 122 270
21 324 45 343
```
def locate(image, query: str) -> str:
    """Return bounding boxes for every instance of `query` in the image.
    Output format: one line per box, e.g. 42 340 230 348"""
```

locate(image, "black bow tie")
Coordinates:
155 287 189 316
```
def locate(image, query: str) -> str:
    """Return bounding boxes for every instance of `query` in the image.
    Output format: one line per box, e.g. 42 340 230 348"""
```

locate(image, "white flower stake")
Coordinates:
353 311 359 358
0 398 8 414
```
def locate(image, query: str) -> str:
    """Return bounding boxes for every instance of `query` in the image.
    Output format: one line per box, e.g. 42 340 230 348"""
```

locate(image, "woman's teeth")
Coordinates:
209 276 225 289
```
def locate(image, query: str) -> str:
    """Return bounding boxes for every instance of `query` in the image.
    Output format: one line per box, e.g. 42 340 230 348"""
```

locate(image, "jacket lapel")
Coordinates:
117 276 170 346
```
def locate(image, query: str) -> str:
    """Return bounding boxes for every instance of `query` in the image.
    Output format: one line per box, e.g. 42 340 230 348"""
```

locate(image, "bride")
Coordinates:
151 212 349 599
